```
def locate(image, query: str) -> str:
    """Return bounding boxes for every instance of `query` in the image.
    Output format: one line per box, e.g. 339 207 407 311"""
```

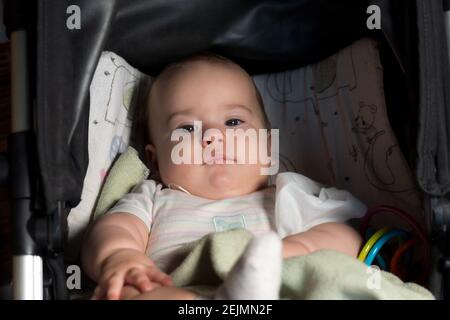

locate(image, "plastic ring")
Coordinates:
358 227 391 262
364 229 409 266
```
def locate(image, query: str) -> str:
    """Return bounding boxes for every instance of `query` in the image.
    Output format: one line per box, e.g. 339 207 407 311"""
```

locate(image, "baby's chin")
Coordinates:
191 165 267 200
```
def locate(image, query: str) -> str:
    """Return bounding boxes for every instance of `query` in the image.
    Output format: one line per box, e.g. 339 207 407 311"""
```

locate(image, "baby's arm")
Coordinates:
281 222 362 259
81 213 172 299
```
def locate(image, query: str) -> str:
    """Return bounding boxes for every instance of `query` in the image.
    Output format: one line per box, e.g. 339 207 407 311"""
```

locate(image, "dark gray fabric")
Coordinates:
106 0 369 76
372 0 421 170
416 0 450 196
36 0 115 213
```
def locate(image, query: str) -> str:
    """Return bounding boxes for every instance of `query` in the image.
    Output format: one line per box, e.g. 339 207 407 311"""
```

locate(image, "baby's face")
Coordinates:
146 60 270 199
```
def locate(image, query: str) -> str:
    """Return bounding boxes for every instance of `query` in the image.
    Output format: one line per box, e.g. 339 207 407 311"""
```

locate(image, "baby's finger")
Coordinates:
145 267 174 286
91 285 103 300
105 275 124 300
125 269 153 292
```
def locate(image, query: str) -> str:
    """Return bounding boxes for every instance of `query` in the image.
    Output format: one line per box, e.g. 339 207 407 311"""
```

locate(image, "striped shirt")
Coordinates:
107 172 366 272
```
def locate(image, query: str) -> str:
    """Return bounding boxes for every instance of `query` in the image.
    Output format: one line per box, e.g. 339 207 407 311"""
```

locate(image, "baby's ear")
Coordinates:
145 143 155 156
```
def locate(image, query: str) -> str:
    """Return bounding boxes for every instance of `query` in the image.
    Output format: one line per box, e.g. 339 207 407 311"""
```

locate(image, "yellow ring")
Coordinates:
358 227 391 262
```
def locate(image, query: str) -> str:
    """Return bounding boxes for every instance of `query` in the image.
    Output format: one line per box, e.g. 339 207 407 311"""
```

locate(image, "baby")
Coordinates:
81 53 366 300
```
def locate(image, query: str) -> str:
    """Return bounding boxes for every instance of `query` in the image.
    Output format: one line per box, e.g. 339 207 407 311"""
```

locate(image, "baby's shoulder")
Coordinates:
131 179 164 196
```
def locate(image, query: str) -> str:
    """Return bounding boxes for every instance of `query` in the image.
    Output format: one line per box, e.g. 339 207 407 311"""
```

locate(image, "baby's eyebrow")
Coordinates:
167 104 253 125
167 108 194 124
224 104 254 115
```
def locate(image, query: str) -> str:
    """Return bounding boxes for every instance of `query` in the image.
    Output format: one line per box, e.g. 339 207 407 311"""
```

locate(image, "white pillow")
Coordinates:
67 52 150 251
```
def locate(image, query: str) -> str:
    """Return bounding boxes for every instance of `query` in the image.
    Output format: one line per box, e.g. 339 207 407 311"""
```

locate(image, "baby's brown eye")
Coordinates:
225 119 243 126
178 125 196 133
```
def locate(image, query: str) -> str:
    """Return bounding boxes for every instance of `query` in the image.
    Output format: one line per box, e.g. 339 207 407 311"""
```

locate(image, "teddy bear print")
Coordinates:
352 102 415 192
352 102 378 139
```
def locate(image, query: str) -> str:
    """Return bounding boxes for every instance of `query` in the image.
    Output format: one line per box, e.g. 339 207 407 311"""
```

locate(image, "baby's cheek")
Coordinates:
236 164 268 193
223 128 269 164
156 147 179 182
230 137 256 164
169 136 203 164
160 161 200 187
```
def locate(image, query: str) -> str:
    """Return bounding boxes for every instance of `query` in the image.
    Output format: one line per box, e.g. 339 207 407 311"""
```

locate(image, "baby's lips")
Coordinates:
203 153 235 165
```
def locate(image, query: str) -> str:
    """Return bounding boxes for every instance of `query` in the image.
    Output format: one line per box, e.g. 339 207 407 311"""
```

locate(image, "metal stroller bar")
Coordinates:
10 29 43 300
5 0 45 299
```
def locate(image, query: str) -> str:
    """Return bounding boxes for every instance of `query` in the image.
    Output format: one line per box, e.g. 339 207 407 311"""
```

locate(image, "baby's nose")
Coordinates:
201 139 211 148
202 131 224 148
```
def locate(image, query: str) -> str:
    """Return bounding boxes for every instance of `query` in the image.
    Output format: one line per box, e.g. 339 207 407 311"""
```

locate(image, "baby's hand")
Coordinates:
92 248 173 300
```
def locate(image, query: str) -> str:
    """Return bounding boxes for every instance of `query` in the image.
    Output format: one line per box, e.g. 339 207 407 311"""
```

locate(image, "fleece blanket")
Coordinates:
89 148 434 299
169 229 434 300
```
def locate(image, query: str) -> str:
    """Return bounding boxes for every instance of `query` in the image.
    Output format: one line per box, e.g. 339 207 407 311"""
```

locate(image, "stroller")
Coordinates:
2 0 450 300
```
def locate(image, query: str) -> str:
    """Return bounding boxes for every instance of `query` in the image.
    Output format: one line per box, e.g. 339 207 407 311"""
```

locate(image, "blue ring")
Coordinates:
375 254 387 270
364 229 409 266
365 228 387 270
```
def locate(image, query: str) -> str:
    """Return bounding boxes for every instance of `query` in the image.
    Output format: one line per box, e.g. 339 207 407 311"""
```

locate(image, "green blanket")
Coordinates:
169 229 434 300
94 149 434 300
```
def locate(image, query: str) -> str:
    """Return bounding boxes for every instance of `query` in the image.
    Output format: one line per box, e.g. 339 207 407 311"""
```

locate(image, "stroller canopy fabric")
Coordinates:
36 0 368 213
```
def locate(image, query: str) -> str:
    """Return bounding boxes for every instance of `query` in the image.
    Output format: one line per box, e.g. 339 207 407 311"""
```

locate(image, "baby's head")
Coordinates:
144 53 272 200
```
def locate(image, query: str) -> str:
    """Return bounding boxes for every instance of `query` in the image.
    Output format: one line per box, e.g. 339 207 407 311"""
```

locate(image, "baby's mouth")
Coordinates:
203 153 236 165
